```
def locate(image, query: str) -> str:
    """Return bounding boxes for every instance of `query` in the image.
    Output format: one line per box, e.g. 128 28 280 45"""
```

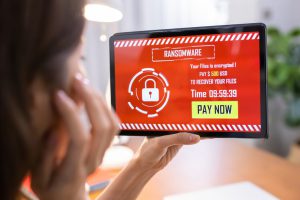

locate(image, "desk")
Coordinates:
132 139 300 200
90 139 300 200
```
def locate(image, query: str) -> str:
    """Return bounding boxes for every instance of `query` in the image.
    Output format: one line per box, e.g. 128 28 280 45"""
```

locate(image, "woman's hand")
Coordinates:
31 74 119 200
98 133 201 200
133 133 201 172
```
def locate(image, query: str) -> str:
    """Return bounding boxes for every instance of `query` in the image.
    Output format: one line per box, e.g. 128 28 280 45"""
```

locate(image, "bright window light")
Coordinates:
84 4 123 23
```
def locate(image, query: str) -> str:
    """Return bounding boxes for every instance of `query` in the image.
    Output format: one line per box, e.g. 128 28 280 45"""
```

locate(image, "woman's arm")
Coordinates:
97 159 157 200
97 133 201 200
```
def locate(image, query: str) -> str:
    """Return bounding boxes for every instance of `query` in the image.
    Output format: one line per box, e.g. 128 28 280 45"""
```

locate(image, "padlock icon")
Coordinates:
142 79 159 102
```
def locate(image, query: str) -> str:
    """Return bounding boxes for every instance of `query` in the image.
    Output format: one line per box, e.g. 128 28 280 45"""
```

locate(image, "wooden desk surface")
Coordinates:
130 139 300 200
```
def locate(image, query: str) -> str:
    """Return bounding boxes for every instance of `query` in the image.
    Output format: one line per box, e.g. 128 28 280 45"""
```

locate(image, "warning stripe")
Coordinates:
120 123 261 132
114 32 260 48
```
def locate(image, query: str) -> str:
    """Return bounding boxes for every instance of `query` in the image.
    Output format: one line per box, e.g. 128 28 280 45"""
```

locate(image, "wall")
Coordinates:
259 0 300 32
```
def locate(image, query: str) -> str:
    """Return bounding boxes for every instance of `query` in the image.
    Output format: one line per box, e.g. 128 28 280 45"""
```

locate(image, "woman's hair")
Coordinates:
0 0 85 198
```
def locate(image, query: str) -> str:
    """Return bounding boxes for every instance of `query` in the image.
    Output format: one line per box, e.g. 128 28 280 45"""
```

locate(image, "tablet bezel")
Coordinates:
109 23 268 138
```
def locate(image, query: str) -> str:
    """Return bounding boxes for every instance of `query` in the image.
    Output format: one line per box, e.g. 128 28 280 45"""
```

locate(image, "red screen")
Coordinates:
114 31 261 133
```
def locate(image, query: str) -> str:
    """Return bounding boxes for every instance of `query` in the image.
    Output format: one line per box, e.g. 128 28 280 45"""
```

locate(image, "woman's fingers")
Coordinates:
52 73 119 176
72 74 119 173
73 74 111 135
54 90 89 177
154 133 201 149
95 92 120 135
88 94 119 162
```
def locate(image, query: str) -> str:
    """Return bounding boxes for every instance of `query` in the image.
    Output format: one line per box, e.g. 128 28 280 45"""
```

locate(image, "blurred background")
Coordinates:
83 0 300 161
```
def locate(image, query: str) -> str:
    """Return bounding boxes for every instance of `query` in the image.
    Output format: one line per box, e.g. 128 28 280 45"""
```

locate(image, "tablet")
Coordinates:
110 23 268 138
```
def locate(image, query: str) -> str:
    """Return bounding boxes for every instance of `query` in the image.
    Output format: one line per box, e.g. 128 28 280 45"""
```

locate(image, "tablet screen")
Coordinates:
110 23 267 138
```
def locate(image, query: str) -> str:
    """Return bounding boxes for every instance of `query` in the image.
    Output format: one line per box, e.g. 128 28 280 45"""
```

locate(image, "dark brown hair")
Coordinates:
0 0 85 199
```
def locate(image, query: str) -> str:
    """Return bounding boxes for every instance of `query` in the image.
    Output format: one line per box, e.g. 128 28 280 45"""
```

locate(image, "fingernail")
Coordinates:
75 73 90 85
56 90 68 101
189 134 200 142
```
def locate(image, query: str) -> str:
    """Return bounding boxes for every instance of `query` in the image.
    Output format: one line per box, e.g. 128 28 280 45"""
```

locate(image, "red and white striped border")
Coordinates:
119 123 261 132
114 32 259 48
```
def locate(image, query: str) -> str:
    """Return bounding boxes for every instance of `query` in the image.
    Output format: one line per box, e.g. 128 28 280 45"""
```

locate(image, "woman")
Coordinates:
0 0 201 199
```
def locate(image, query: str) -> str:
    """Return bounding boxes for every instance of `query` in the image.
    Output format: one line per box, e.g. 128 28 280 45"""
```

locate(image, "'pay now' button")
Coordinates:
192 101 238 119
